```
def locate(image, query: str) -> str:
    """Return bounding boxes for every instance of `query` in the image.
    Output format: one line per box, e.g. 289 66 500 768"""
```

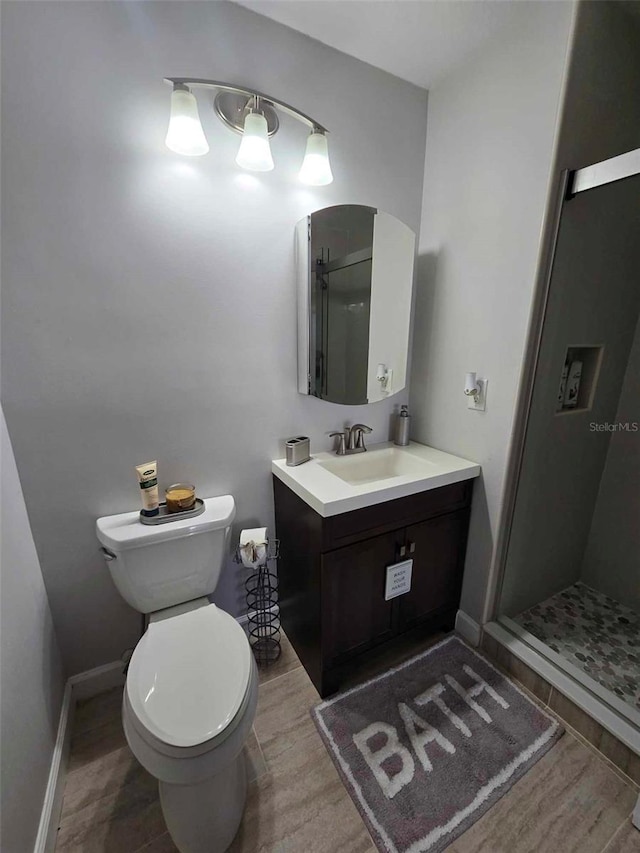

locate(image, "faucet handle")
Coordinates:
329 431 347 455
351 424 372 450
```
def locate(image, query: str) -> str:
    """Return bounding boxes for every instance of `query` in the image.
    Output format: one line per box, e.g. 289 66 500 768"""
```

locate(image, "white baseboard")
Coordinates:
455 609 481 646
34 661 126 852
68 660 126 702
33 682 74 853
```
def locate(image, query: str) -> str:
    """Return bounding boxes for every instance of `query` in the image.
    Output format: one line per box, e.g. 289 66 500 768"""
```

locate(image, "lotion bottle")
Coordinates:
394 405 411 446
135 460 160 517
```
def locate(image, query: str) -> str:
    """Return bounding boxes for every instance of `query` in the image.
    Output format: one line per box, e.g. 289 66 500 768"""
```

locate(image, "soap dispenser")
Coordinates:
394 405 411 446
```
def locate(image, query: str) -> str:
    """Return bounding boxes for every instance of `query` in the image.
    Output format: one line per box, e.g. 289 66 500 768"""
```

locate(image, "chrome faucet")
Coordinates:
329 424 372 455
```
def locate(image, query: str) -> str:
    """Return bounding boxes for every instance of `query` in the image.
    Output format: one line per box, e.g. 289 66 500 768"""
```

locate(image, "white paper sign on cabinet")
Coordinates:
385 559 413 601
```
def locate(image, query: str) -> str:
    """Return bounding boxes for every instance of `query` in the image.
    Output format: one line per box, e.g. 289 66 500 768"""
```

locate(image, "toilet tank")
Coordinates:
96 496 236 614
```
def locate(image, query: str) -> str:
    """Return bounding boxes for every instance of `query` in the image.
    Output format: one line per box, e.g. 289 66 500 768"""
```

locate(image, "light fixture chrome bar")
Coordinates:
163 78 328 133
568 147 640 197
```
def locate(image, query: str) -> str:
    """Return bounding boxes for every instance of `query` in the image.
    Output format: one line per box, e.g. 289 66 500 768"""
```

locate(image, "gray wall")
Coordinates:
582 318 640 613
1 408 65 852
1 1 428 674
499 1 640 617
409 1 575 624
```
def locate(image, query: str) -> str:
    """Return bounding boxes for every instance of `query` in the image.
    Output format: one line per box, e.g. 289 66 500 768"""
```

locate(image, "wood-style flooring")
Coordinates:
55 633 640 853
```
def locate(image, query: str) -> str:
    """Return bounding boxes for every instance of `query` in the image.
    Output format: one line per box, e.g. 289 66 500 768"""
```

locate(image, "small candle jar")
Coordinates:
165 483 196 513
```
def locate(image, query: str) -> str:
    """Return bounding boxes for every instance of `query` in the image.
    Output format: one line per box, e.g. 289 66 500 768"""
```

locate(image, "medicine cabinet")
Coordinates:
296 205 416 405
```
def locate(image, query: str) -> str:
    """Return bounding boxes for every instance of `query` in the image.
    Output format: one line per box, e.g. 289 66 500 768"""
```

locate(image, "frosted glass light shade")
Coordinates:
235 113 274 172
299 131 333 185
165 88 209 156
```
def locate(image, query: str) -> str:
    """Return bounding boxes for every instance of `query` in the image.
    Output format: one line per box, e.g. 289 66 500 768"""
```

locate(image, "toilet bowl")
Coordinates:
97 496 257 853
123 600 258 853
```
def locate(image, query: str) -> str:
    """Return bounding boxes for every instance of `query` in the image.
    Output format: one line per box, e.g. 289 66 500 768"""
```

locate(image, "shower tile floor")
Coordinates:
514 582 640 709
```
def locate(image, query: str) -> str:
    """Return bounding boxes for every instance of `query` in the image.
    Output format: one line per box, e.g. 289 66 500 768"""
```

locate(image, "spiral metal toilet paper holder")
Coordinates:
234 539 281 665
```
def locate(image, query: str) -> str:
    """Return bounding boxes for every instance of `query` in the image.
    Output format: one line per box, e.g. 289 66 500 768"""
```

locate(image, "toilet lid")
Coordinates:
127 604 252 748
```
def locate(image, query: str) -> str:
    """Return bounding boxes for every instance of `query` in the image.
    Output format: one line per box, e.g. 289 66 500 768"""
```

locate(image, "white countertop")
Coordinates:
272 441 480 517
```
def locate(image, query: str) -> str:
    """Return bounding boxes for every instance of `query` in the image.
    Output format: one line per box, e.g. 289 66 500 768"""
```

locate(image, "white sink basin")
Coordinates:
272 441 480 517
319 447 436 485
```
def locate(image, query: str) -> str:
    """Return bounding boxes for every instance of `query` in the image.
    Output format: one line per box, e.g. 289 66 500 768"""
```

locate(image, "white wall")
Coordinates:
1 408 65 852
1 1 428 674
582 317 640 613
410 1 574 624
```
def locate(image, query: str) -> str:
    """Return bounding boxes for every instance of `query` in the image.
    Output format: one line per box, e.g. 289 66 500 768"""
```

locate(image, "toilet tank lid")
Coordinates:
96 495 236 552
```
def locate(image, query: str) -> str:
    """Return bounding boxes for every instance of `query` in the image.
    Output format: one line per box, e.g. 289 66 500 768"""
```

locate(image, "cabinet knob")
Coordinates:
408 542 416 554
399 545 407 558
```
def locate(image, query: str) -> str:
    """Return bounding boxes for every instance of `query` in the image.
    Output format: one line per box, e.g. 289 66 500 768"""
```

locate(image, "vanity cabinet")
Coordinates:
273 476 473 697
398 512 470 629
322 530 399 662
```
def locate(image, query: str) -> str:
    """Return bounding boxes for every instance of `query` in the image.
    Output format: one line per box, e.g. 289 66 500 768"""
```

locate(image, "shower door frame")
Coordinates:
483 147 640 748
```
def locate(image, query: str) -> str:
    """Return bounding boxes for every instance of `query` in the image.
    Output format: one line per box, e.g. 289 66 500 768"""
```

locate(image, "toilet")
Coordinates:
96 495 258 853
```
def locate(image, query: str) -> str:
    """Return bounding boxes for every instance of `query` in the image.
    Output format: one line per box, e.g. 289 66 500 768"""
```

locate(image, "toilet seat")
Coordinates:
126 603 252 750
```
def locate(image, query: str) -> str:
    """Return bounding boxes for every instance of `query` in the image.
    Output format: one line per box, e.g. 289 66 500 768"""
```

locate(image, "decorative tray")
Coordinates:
139 498 205 525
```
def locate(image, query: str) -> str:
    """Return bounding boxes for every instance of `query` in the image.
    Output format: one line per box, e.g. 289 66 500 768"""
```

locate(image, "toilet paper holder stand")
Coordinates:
233 539 281 665
233 538 280 566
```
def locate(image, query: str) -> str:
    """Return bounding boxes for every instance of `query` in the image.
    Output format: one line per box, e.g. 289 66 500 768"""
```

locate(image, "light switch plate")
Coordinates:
468 378 488 411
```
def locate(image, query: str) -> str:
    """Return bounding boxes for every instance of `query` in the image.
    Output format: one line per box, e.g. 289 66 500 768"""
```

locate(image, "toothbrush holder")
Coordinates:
285 436 311 466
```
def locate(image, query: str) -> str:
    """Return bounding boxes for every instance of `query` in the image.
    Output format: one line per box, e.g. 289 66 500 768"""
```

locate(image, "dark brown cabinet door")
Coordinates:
321 530 401 664
398 510 468 629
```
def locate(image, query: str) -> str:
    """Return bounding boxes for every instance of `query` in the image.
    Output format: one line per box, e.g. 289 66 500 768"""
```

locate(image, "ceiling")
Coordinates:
237 0 534 90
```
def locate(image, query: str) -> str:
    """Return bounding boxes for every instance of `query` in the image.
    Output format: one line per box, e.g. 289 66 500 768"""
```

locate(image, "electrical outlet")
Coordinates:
467 379 488 411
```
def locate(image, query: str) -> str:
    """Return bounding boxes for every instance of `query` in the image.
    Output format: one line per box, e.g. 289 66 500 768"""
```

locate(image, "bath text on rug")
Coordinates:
352 665 510 798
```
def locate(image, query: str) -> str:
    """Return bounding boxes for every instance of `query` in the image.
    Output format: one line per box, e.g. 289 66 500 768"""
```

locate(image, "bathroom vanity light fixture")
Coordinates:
299 130 333 186
165 84 210 156
164 78 333 185
235 106 274 172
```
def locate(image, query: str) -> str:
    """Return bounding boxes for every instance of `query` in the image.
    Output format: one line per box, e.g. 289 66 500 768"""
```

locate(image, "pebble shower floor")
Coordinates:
513 581 640 709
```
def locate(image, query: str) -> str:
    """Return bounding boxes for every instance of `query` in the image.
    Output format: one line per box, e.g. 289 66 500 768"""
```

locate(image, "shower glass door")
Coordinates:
496 152 640 726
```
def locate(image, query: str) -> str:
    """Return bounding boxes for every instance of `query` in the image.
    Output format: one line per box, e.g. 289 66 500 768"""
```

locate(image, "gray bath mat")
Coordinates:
312 636 563 853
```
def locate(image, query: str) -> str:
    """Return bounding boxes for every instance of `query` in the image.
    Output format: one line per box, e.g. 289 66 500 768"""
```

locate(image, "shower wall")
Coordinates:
499 178 640 617
582 318 640 613
498 1 640 618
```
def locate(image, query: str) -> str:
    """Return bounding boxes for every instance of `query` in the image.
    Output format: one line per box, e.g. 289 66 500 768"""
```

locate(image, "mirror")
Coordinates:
296 205 416 405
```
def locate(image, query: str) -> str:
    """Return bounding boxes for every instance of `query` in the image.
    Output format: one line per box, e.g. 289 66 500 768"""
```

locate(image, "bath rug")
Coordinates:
312 636 563 853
